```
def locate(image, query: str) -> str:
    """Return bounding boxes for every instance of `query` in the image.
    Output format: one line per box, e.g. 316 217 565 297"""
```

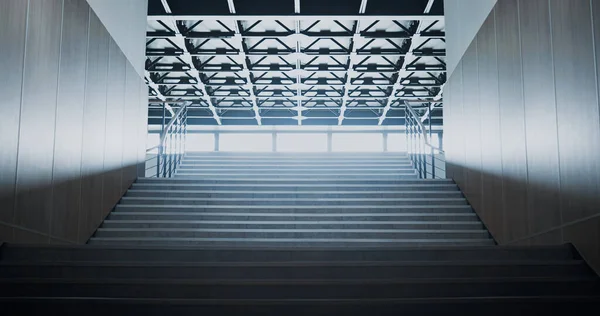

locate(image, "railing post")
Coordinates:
156 145 162 178
168 130 174 177
428 103 434 179
214 133 220 152
182 107 187 164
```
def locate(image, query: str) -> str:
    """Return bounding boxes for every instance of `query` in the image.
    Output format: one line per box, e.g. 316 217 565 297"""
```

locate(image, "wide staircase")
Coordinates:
0 152 599 314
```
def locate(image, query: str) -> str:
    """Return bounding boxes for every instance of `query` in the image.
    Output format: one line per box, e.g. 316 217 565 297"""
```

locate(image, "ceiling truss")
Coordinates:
145 0 446 126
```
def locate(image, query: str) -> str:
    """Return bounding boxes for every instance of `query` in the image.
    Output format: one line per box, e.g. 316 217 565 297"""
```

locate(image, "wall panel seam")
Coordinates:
590 0 600 212
493 7 507 243
548 0 564 241
75 5 92 244
516 0 531 236
11 0 31 228
48 0 66 240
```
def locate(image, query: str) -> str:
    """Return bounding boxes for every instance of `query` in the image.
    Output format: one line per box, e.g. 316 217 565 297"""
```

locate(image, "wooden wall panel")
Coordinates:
519 0 562 234
103 39 126 215
0 0 27 226
495 0 529 242
551 0 600 223
79 10 109 242
477 10 504 238
14 0 63 235
50 0 90 241
461 40 483 213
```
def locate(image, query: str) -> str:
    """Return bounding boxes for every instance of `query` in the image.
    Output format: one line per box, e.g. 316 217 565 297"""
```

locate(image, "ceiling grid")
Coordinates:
145 0 446 126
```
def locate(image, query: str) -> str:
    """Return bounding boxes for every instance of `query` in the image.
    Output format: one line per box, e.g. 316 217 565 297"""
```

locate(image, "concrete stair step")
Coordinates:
2 296 600 315
1 277 597 299
0 245 577 263
93 228 491 239
118 197 469 206
123 190 464 199
135 178 454 185
0 261 590 280
100 220 484 230
130 183 460 192
87 238 496 246
108 213 480 222
173 173 418 179
183 153 409 158
178 163 414 168
113 205 475 213
175 169 417 175
182 157 412 166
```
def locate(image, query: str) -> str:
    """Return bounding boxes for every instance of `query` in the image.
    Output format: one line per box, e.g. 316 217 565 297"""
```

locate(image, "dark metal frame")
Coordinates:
145 0 445 126
405 102 445 179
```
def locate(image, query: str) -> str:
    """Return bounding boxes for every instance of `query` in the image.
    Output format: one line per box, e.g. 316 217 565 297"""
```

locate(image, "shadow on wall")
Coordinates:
0 163 142 245
447 161 600 274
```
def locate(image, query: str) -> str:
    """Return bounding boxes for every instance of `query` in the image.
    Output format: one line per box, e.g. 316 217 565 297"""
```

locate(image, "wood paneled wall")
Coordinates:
0 0 148 244
445 0 600 271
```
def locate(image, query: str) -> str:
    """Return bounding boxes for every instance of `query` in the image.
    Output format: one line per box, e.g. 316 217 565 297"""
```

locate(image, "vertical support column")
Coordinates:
383 132 388 152
214 133 220 152
272 132 277 152
327 131 333 152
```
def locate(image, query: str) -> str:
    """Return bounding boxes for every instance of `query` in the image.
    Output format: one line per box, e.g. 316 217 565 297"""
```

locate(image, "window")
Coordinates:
387 133 407 152
220 133 272 152
332 133 383 152
146 133 160 153
186 133 214 152
277 133 327 152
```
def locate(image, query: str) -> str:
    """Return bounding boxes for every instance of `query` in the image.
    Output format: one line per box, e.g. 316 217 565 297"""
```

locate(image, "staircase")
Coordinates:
91 152 493 246
0 152 599 314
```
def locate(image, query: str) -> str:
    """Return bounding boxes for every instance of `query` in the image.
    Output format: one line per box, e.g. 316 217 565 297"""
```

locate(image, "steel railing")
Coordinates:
405 103 445 179
145 102 189 178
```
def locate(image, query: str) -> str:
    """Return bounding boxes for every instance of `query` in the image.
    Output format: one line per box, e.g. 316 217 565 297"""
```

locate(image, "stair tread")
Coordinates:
0 260 585 267
89 237 494 242
116 205 472 208
97 228 488 232
2 276 596 284
103 220 480 224
1 243 569 251
110 213 477 217
121 197 467 201
126 190 461 194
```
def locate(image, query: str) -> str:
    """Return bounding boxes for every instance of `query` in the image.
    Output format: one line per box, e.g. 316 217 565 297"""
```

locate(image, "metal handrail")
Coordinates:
145 101 190 177
405 103 444 154
405 103 445 179
146 102 189 154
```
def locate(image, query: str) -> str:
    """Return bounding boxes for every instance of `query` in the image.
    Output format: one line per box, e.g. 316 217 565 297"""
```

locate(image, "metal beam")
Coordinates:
339 0 368 125
145 0 447 126
148 15 445 21
227 0 262 125
294 0 304 125
144 70 176 118
379 0 438 125
158 0 221 125
420 83 444 122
